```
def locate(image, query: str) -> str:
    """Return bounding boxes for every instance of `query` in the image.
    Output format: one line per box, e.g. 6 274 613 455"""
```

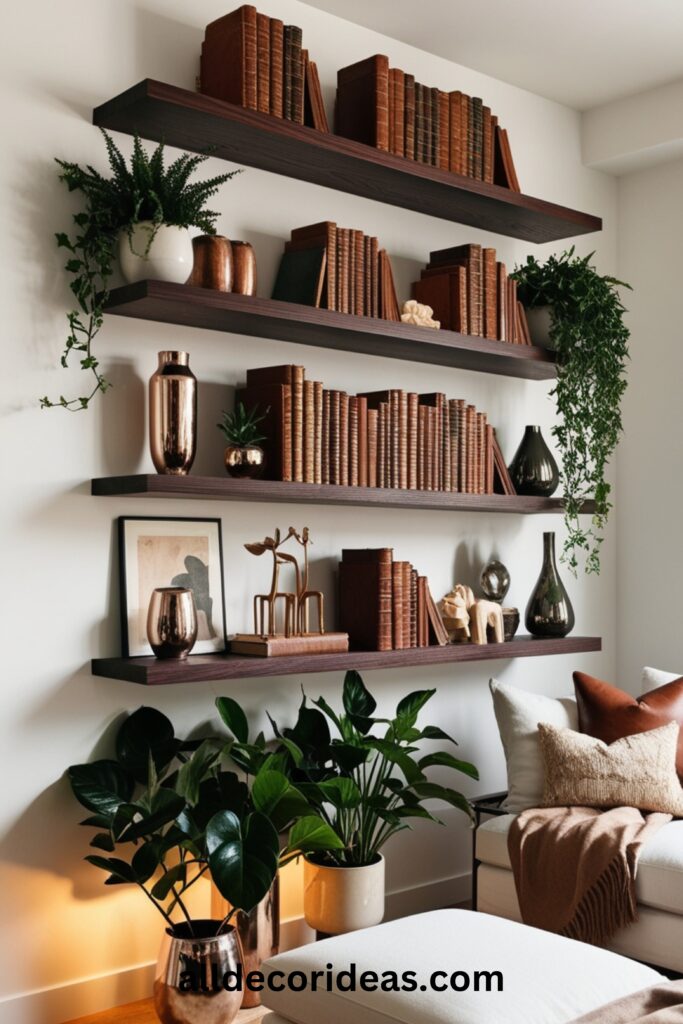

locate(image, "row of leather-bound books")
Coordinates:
200 5 328 130
238 364 509 495
338 549 449 652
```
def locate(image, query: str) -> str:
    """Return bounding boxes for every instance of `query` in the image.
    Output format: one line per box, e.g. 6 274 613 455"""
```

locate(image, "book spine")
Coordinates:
391 390 401 489
415 83 425 162
367 407 378 488
468 247 483 337
442 394 451 492
370 236 379 318
485 423 494 494
426 406 435 491
482 105 493 183
402 562 412 649
348 396 359 486
471 97 483 179
363 235 372 316
476 412 486 494
449 91 462 173
353 230 364 317
483 248 497 341
392 561 404 649
340 228 351 315
433 398 442 491
289 26 304 124
292 366 304 483
457 399 467 492
438 90 449 170
410 568 418 648
497 262 507 341
509 278 518 343
377 402 386 487
448 399 459 492
466 404 476 493
408 392 419 490
320 385 329 484
429 87 438 166
325 223 337 313
417 404 426 490
256 14 271 114
339 392 349 486
283 25 293 120
399 390 408 490
330 390 340 485
269 19 284 117
357 396 368 488
303 379 315 483
404 73 415 159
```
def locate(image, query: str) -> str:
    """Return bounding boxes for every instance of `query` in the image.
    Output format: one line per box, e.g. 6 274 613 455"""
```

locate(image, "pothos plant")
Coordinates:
68 707 339 936
216 671 478 869
44 130 240 412
512 248 631 574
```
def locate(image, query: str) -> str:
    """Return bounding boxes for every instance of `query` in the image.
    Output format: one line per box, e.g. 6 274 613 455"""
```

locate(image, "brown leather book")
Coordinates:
417 404 426 489
392 561 404 649
385 252 401 321
287 221 337 311
336 54 390 151
231 633 348 656
425 405 435 491
516 301 533 346
340 228 351 315
404 74 416 159
313 381 323 484
201 5 258 109
407 392 419 490
438 90 449 170
339 392 349 486
467 404 477 493
283 24 293 120
483 248 498 341
304 57 329 132
442 395 451 492
357 396 368 487
370 236 379 318
287 25 304 124
494 126 521 191
348 396 359 486
303 379 315 483
449 91 462 174
398 390 408 489
329 389 341 485
321 389 330 484
388 66 395 154
256 13 271 114
492 430 516 495
363 235 372 316
390 389 400 489
377 402 386 487
426 585 449 646
482 106 493 183
402 562 412 647
476 412 486 494
496 262 507 341
244 363 302 480
448 399 460 491
348 228 356 314
457 398 467 492
339 548 393 651
413 272 452 330
415 83 426 163
485 423 494 494
459 92 469 177
237 383 291 482
429 244 482 336
471 97 483 178
410 568 418 648
367 407 378 488
424 85 433 164
390 68 405 157
507 278 518 343
467 96 476 176
269 18 284 117
420 393 444 491
353 230 365 316
417 575 428 646
429 87 439 166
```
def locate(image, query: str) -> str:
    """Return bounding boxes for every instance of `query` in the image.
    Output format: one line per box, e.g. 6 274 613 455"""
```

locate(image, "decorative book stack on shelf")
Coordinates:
238 363 507 494
339 548 448 652
200 4 328 130
413 243 532 344
272 221 400 318
335 54 520 189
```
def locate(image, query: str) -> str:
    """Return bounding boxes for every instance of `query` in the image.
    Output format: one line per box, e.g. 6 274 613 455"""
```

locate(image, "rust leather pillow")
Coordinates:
574 671 683 779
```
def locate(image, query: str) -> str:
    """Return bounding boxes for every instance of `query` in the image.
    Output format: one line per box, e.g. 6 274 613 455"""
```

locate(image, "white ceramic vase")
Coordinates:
303 855 385 935
119 221 194 285
525 305 556 350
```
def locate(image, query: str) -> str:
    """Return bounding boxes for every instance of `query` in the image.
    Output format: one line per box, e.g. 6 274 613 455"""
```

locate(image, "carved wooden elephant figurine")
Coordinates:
469 598 504 645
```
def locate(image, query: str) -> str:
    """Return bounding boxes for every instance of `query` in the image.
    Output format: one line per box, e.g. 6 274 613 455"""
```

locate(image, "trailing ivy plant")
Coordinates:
44 130 241 412
512 249 630 574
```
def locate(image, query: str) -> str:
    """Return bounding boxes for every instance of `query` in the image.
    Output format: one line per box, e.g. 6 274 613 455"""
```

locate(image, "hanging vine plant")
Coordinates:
512 248 631 575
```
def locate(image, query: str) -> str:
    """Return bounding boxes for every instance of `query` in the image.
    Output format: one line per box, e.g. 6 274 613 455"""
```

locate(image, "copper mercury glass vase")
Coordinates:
147 587 198 659
149 351 197 475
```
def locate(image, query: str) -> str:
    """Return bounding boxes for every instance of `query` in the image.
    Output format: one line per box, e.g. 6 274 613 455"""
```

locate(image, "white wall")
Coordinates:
0 1 617 1020
616 158 683 686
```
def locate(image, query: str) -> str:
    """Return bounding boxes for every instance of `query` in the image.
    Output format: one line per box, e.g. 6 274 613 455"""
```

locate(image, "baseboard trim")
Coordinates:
3 872 471 1024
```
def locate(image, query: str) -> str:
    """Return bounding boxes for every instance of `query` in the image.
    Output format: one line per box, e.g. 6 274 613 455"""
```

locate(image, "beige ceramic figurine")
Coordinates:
440 583 504 645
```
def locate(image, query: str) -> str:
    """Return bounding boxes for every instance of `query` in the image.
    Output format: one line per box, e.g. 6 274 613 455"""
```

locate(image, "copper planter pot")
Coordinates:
149 351 197 475
224 444 265 478
147 587 198 659
189 235 233 291
212 878 280 1008
154 920 242 1024
231 241 257 296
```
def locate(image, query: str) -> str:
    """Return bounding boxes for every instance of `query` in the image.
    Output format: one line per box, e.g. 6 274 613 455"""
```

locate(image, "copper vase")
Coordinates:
211 878 280 1009
231 241 257 296
224 444 265 478
147 587 198 659
149 351 197 475
189 235 233 291
154 920 243 1024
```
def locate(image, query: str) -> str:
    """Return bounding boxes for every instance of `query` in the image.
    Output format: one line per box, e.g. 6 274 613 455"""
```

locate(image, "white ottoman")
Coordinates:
260 909 661 1024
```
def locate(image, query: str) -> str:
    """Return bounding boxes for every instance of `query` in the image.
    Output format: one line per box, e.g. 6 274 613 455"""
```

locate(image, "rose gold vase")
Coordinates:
189 235 233 291
149 351 197 475
230 241 257 296
211 878 280 1009
147 587 198 659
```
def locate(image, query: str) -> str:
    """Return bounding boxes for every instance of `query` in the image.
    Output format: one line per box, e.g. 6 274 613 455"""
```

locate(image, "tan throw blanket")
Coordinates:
570 979 683 1023
508 806 671 945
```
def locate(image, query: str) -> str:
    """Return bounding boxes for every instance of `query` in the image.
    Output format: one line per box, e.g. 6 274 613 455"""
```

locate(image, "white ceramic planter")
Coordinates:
119 221 194 285
525 305 556 350
303 855 385 935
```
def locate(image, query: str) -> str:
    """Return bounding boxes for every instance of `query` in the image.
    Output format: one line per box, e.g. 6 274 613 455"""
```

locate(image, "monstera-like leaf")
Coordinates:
206 810 279 914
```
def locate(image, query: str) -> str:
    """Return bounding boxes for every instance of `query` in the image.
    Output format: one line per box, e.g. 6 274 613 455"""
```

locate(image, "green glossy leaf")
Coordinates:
132 840 162 883
395 689 435 727
365 739 425 785
318 777 361 809
85 855 136 884
418 725 459 745
68 760 134 817
418 752 479 780
342 670 376 731
216 697 249 744
124 789 186 841
312 694 343 732
176 739 221 805
151 863 187 900
409 782 474 821
207 810 278 914
89 832 115 852
329 741 369 773
116 707 177 783
287 815 345 854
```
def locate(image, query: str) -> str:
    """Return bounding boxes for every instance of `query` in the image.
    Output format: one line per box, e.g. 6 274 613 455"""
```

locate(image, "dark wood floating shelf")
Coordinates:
105 281 558 380
93 80 601 244
91 474 595 515
92 635 602 686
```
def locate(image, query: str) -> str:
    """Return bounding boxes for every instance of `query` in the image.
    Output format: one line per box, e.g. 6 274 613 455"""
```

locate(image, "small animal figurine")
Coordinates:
245 526 325 638
401 299 440 329
440 583 504 644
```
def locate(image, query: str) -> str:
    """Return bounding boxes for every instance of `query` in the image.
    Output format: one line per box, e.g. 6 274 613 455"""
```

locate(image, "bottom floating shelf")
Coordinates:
91 635 602 685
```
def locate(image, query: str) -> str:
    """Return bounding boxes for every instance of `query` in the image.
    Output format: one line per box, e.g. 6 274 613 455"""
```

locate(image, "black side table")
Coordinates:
470 791 509 911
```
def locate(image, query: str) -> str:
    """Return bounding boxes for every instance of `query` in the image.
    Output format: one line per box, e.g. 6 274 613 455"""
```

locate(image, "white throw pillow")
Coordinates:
642 666 681 693
489 678 577 813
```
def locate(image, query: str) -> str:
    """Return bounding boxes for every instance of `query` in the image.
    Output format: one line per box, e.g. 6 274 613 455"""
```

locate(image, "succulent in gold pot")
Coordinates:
218 402 268 478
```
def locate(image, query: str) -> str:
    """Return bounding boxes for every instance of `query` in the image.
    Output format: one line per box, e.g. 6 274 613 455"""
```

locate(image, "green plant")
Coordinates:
512 248 630 574
68 706 336 935
238 671 478 868
217 402 268 447
44 130 241 412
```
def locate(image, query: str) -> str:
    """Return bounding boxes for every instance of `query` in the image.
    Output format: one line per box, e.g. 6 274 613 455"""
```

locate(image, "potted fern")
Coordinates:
217 402 268 477
45 130 240 411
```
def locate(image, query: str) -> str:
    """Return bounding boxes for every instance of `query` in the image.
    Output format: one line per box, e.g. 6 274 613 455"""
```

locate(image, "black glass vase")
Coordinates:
525 532 575 638
508 425 559 497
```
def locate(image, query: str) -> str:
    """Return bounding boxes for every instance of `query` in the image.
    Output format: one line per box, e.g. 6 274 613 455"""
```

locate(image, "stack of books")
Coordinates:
338 548 449 652
272 221 400 318
413 244 533 344
200 4 328 131
335 54 520 189
238 364 510 494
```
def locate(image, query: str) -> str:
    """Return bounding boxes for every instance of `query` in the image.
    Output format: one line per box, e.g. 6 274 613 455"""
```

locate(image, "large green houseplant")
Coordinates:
512 248 631 574
45 130 240 411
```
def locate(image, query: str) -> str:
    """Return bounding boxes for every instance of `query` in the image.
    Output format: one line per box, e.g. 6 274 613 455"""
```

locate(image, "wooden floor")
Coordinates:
64 999 266 1024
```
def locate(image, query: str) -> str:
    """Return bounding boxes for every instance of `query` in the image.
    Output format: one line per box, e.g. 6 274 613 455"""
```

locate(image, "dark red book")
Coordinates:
336 55 390 151
201 5 258 109
339 548 393 651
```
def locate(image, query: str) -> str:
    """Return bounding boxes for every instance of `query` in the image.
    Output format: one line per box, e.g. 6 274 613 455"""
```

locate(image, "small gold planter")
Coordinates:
154 920 242 1024
147 587 198 659
224 444 265 479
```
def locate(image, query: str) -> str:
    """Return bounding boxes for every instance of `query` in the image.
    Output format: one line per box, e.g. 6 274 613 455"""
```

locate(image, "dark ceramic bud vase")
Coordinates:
525 532 575 638
508 425 559 497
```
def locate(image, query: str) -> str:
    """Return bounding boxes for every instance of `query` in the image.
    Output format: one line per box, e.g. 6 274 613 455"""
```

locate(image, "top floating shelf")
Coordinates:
93 80 602 244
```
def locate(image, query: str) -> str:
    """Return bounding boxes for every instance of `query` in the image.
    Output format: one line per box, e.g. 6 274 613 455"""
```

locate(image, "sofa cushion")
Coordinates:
477 815 683 915
261 909 661 1024
574 670 683 778
643 666 681 691
489 678 577 814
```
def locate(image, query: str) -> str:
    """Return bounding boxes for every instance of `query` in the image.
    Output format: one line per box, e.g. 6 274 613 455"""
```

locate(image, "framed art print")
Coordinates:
119 517 227 657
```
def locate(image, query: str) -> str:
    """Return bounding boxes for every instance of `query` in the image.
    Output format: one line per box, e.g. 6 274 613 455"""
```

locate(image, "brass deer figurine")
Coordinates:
245 526 325 638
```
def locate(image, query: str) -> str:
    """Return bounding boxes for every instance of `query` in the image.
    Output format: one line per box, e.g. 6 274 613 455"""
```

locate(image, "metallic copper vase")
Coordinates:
149 351 197 475
154 920 243 1024
189 235 233 291
231 241 257 295
211 878 280 1009
525 532 575 638
224 444 266 478
147 587 198 659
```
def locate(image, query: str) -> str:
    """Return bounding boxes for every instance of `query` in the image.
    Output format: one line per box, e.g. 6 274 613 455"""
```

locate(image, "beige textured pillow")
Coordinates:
539 721 683 816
